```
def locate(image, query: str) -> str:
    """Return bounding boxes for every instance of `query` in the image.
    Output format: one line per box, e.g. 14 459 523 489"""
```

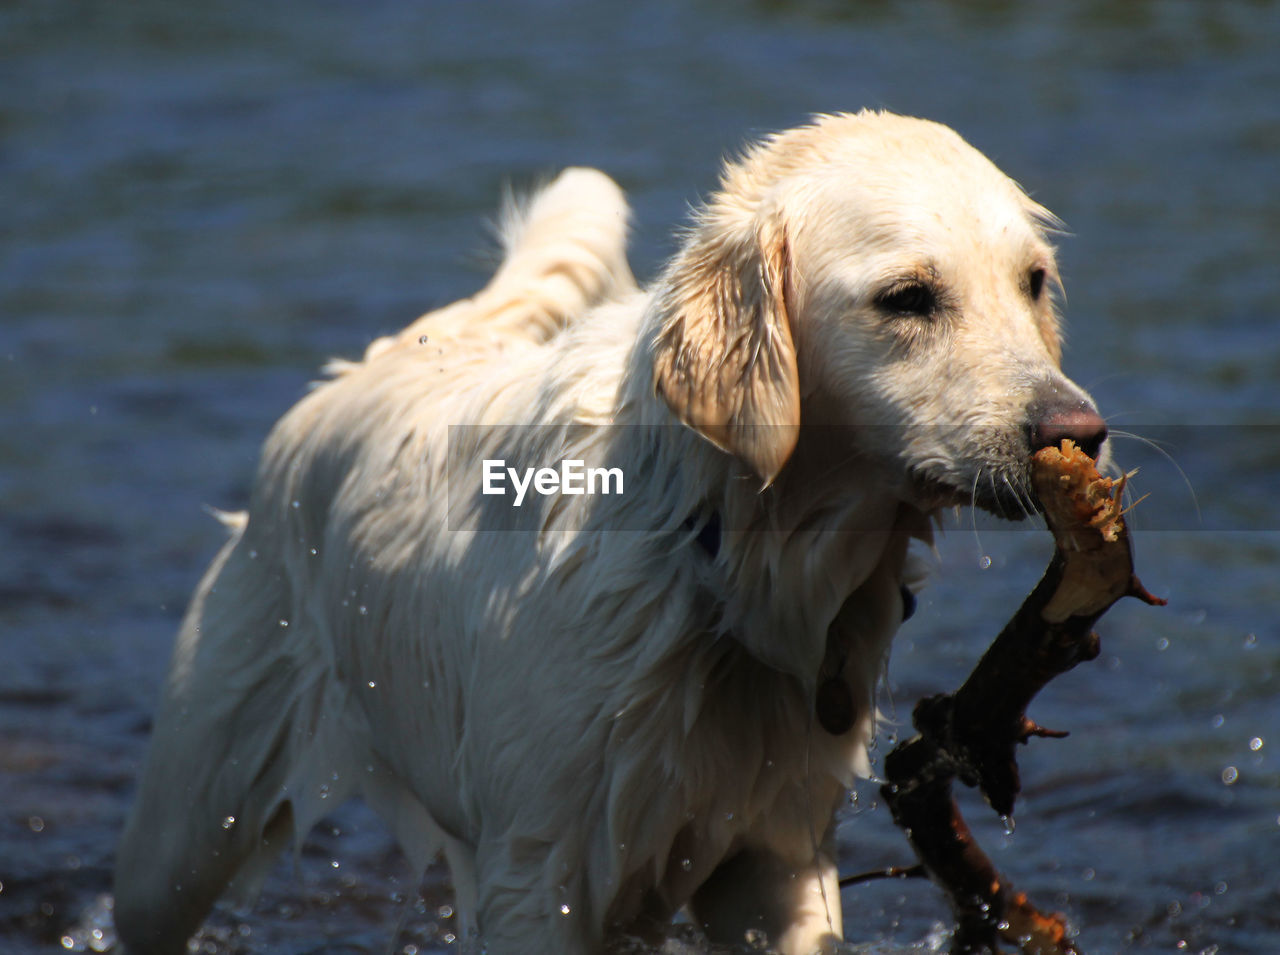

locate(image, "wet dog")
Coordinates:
115 111 1105 954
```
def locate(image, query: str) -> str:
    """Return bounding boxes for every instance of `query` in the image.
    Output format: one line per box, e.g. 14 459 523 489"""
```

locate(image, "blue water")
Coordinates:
2 2 1277 952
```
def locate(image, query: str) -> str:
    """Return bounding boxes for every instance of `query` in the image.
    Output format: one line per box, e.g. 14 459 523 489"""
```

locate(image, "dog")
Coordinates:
114 111 1107 954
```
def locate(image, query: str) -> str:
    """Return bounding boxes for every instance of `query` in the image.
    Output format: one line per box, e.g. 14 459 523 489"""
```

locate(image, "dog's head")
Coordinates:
653 111 1105 519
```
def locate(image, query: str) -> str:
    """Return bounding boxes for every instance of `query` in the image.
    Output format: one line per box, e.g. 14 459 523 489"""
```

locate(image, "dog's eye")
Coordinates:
1028 268 1046 301
875 281 936 317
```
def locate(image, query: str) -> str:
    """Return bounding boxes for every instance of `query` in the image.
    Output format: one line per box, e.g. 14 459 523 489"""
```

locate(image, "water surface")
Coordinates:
2 2 1278 952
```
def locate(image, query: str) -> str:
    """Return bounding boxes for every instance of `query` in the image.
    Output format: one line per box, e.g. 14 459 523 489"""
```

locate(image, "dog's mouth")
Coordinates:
910 461 1044 522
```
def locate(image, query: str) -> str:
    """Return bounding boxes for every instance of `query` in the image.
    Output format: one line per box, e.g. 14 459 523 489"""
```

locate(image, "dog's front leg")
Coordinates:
688 801 844 955
690 842 843 954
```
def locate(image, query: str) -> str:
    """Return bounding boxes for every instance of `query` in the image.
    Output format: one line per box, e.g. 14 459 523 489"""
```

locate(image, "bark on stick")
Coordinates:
877 440 1165 954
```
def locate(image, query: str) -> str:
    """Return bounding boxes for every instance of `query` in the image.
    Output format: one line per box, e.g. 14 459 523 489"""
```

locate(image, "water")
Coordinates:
3 1 1278 951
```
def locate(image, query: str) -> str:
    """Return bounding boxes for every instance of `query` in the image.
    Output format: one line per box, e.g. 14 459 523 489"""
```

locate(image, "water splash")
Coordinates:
57 895 116 953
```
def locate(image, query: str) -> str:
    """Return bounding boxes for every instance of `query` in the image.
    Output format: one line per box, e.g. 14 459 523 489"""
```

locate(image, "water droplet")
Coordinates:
291 500 301 509
1214 880 1228 895
331 860 340 869
358 605 369 616
438 904 454 919
221 816 236 829
442 933 456 944
680 858 693 872
419 335 429 345
559 903 571 915
1001 814 1016 835
367 681 377 689
248 549 258 560
1082 867 1095 881
1243 632 1257 649
978 555 992 570
28 816 44 832
1249 737 1264 751
1221 766 1239 785
60 937 74 950
1211 713 1225 729
278 619 289 628
309 547 318 556
319 784 330 799
1156 636 1169 651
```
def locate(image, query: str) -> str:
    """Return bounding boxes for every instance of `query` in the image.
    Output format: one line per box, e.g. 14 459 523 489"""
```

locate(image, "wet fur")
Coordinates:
115 112 1097 954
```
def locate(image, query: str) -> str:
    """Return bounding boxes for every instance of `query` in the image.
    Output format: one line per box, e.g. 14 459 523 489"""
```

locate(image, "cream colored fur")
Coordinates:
114 112 1099 954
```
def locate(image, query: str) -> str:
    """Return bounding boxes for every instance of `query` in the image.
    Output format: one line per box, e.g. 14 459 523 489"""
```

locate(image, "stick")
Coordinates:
878 441 1165 954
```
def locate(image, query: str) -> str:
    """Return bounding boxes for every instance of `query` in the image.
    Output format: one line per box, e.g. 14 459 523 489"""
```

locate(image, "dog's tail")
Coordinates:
350 167 636 367
487 166 637 334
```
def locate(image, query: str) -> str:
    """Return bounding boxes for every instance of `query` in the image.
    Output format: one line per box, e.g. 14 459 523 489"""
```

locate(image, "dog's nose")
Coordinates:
1030 404 1108 459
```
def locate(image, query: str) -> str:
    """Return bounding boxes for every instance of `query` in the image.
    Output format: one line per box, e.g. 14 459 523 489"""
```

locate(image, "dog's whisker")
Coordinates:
1108 429 1201 525
987 470 1005 521
1001 474 1027 522
1095 408 1143 424
969 466 985 555
992 467 1040 527
1002 473 1043 528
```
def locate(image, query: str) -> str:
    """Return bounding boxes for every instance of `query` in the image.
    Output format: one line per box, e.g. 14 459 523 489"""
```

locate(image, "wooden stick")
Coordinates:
878 441 1164 954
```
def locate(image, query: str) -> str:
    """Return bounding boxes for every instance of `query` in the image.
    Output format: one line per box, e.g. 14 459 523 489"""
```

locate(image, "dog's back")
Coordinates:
112 168 636 953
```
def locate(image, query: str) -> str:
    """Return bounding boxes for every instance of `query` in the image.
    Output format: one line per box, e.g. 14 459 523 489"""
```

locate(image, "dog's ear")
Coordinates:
653 216 800 486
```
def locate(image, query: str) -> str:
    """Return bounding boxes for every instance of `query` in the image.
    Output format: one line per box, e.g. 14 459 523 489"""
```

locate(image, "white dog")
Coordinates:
114 111 1107 954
